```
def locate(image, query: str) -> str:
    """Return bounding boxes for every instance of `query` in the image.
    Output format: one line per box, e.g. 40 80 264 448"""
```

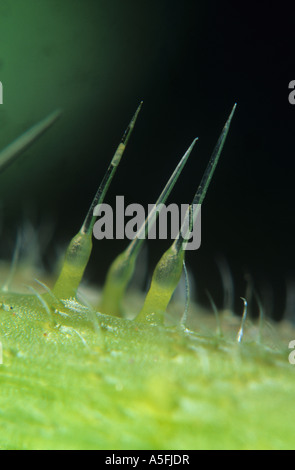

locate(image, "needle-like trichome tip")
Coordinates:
236 297 248 343
0 109 62 173
53 104 142 299
81 101 143 236
99 137 198 316
136 105 236 324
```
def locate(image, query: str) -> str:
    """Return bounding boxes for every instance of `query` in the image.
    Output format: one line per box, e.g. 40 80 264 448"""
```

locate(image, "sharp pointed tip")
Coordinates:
229 103 237 119
182 138 198 158
46 108 63 121
222 103 237 131
189 138 198 150
38 108 63 130
236 296 248 343
48 108 63 122
135 100 143 113
129 101 143 127
136 101 143 114
188 137 198 150
0 107 64 174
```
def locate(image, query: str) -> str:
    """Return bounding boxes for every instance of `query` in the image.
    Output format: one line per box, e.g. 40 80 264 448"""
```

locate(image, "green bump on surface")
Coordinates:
136 244 185 324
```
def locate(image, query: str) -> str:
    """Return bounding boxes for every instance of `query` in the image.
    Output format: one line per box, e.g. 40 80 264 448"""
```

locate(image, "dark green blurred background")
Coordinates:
0 0 294 320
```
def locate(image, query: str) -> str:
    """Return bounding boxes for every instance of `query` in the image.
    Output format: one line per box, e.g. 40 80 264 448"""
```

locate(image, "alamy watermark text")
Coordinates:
288 81 295 104
93 197 201 250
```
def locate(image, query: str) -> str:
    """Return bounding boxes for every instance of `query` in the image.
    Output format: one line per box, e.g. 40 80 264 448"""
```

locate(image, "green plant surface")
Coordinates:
0 289 295 450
